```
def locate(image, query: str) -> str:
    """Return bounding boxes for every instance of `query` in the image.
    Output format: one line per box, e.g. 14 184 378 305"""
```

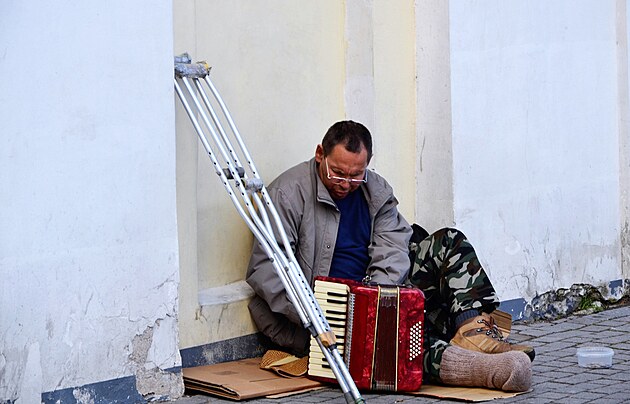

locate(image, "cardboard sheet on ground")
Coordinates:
184 357 527 402
182 358 323 400
411 384 526 402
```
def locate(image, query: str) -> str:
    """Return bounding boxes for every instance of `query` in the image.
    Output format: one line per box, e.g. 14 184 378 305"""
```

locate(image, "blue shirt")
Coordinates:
329 189 371 281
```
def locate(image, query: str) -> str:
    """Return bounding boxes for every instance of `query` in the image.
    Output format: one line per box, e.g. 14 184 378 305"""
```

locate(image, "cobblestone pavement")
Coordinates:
173 305 630 404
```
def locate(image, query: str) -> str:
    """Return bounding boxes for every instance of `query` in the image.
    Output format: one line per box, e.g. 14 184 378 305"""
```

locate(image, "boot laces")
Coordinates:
475 316 505 341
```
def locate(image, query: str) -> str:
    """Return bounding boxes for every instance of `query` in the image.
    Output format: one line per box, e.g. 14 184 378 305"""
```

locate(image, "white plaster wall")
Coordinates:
0 1 181 401
372 0 416 220
414 0 455 231
449 0 621 300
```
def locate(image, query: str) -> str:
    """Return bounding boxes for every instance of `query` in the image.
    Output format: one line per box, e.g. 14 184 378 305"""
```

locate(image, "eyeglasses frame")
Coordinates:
324 157 368 185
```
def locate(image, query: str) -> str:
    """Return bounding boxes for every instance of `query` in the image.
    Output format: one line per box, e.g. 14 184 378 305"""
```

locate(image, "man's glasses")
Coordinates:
325 158 368 185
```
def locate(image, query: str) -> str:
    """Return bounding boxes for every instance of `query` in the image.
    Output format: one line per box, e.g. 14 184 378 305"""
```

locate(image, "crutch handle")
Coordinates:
318 330 337 348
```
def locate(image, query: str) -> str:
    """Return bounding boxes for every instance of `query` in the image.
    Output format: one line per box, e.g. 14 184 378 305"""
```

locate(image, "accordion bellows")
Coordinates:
308 277 425 392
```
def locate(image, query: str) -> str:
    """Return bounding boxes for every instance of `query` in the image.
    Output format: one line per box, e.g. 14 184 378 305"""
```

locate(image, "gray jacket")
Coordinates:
245 158 412 355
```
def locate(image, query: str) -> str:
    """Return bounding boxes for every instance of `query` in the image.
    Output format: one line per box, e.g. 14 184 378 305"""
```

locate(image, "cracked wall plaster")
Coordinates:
128 319 184 401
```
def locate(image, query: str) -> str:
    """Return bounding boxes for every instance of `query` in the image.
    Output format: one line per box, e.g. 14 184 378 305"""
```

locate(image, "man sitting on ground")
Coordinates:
246 120 533 392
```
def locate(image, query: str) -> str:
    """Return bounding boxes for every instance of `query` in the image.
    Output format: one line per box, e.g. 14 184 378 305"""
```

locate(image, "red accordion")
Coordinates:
307 276 425 392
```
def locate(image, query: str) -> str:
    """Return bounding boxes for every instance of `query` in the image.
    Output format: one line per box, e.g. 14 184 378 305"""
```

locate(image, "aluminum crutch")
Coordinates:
173 54 365 404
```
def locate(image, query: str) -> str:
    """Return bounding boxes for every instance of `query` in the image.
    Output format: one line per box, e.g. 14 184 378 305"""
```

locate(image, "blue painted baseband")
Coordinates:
41 375 145 404
39 335 269 403
180 332 268 368
609 278 625 296
41 367 181 404
498 297 528 321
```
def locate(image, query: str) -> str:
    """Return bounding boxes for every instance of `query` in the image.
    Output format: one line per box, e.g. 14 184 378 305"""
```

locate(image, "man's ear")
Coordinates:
315 144 324 164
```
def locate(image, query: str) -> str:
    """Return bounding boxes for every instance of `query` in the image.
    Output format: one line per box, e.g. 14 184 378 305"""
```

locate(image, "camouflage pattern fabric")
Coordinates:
406 227 500 381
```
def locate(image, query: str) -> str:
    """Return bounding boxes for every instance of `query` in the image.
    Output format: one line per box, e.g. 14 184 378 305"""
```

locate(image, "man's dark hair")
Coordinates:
321 120 373 162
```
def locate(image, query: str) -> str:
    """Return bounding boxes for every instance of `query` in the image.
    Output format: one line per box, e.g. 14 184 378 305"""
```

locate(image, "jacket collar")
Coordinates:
309 157 390 214
310 158 336 207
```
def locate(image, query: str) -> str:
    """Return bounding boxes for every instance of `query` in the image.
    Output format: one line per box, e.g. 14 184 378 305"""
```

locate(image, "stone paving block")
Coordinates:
598 322 626 330
306 392 346 404
557 332 596 342
546 330 593 341
546 321 582 331
537 341 580 352
534 390 571 400
612 361 630 372
569 324 611 333
611 379 630 390
601 391 630 402
532 363 560 372
540 350 576 363
609 348 630 358
601 334 630 345
603 371 630 381
532 380 574 393
548 347 577 360
535 373 564 382
587 399 629 404
599 314 624 322
555 381 608 394
578 367 617 378
536 366 571 376
565 391 607 401
554 372 603 385
569 316 604 325
536 370 577 380
569 341 596 350
532 368 557 380
589 377 620 385
361 396 406 404
588 384 626 395
610 363 630 374
547 383 590 395
610 323 630 332
510 398 560 404
537 345 569 356
532 375 554 385
549 397 591 404
312 390 345 398
533 333 580 343
557 359 582 369
590 329 626 339
512 327 555 338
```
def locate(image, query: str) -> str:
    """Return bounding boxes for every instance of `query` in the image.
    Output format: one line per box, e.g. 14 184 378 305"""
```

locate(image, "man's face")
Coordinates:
315 143 368 200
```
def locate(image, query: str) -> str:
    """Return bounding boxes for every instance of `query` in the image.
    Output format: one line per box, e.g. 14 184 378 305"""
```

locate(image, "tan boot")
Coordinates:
440 345 532 392
451 313 535 361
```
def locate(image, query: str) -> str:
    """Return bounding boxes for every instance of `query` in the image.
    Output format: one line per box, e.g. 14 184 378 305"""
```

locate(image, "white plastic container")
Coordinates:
576 347 614 368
